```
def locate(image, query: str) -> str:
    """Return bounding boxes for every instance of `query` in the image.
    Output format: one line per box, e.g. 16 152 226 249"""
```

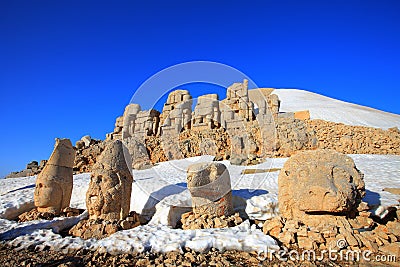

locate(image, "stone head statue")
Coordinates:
187 162 234 217
278 149 365 221
34 138 75 214
86 140 133 221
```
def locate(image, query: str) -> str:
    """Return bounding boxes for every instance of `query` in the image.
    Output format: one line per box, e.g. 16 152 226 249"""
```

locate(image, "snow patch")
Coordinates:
273 89 400 129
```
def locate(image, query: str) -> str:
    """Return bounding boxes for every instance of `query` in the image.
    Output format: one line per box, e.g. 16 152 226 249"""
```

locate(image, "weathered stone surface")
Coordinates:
275 118 317 157
69 211 141 239
26 161 38 170
122 104 160 140
18 207 82 222
308 119 400 155
294 110 310 120
187 162 234 218
81 135 92 148
75 140 85 149
262 217 284 238
125 138 152 170
388 126 400 134
73 138 105 173
378 242 400 256
263 150 400 252
222 79 254 122
192 94 220 131
34 138 75 215
180 211 242 230
86 140 133 221
278 149 365 221
160 90 192 135
69 141 140 240
230 136 248 165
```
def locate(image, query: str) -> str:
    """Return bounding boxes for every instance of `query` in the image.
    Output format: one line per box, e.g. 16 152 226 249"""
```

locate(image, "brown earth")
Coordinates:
0 243 387 267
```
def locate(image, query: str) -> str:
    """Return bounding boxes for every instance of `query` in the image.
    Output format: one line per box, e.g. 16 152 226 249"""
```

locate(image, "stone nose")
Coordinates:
308 186 335 198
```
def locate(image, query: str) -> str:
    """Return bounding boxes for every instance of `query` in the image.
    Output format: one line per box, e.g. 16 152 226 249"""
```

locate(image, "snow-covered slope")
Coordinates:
1 155 399 254
273 89 400 129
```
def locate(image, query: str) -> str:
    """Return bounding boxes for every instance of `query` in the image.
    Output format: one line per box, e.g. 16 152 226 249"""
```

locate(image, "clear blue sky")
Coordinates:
1 0 399 177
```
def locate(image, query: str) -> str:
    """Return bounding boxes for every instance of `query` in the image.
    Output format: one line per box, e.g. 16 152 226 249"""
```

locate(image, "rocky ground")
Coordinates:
0 243 391 267
5 118 400 178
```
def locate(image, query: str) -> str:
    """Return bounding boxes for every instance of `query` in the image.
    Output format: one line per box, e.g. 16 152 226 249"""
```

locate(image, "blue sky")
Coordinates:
1 0 399 177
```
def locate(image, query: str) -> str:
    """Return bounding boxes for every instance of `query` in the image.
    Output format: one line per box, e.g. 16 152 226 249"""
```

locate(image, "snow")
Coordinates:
273 89 400 129
2 219 278 254
0 154 399 254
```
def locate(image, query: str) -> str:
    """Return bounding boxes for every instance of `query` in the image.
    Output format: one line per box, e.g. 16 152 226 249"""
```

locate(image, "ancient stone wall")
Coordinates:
104 80 286 166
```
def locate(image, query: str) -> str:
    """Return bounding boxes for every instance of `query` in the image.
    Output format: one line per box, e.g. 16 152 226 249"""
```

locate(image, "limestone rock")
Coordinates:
308 119 400 155
81 135 92 147
75 140 85 149
378 242 400 256
5 159 47 179
294 110 310 120
230 136 247 165
388 127 400 134
86 140 133 221
34 138 75 215
187 162 234 217
275 117 317 157
69 211 141 239
73 138 105 173
180 211 242 230
26 161 38 170
279 149 365 221
18 207 82 222
121 103 160 140
125 138 152 170
192 94 220 131
160 90 192 135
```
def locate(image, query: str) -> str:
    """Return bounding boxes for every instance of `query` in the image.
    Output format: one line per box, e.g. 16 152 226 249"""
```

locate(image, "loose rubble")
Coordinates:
308 119 400 155
264 149 400 256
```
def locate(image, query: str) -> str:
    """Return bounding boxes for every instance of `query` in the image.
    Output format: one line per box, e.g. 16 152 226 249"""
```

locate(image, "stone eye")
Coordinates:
332 167 351 182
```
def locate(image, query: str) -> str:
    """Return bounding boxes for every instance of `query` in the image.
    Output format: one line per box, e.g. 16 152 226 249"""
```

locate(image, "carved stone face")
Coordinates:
33 138 74 214
34 179 62 213
187 162 234 217
86 171 122 220
278 150 365 220
86 140 133 221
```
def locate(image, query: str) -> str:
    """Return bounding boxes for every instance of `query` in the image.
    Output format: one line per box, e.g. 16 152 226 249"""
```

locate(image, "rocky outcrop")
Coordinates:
308 119 400 155
73 137 106 173
69 211 142 239
263 210 400 252
18 207 81 222
181 211 243 230
5 160 47 178
275 118 317 157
